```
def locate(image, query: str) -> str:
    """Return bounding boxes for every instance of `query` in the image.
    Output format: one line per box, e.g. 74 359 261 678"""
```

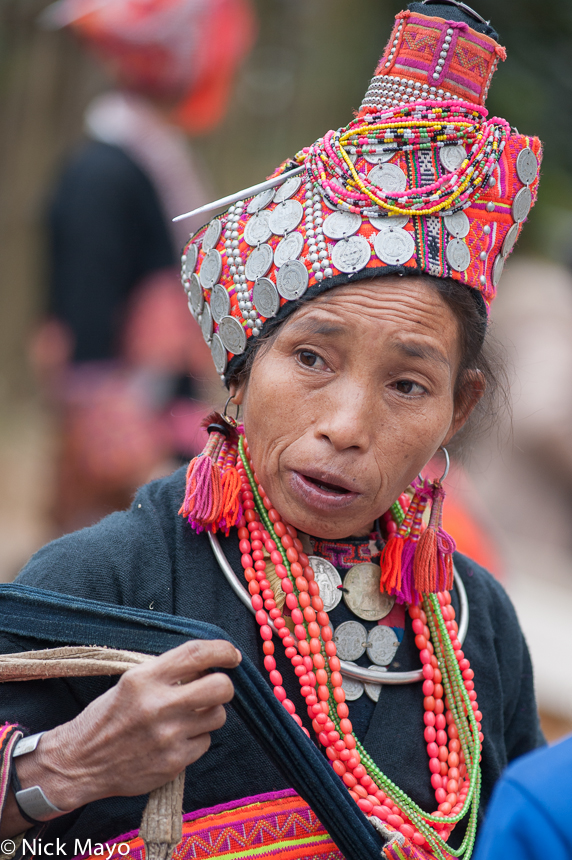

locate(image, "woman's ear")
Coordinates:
228 380 246 406
443 369 486 445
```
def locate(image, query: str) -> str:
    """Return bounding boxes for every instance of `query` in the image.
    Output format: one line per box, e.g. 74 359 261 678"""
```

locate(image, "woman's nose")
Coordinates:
314 382 375 452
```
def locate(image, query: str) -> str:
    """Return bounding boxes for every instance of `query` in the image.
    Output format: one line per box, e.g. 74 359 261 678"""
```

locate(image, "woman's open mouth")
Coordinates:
288 469 361 511
303 475 351 494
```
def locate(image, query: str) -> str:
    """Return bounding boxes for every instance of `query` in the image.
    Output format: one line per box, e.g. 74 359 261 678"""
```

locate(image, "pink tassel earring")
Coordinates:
178 398 242 535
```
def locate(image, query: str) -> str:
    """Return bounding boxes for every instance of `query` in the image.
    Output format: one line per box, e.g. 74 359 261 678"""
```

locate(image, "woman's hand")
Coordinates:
1 640 240 835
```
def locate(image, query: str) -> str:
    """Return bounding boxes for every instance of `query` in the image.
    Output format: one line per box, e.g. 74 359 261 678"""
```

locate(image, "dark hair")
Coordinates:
228 275 509 456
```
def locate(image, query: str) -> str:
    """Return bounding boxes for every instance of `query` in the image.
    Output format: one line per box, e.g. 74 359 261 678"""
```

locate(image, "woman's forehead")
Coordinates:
282 277 455 332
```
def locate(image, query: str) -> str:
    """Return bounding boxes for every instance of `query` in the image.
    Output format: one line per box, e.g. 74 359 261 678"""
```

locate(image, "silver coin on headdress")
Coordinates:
210 333 227 375
182 243 198 279
253 277 280 318
308 556 342 612
244 212 272 247
440 144 467 172
276 260 309 300
341 665 365 701
200 249 222 290
366 625 400 666
343 563 395 621
274 174 303 204
323 211 362 240
368 163 407 194
245 244 274 281
516 147 538 186
512 186 532 223
443 210 470 239
502 223 520 258
364 148 397 165
446 238 471 272
201 220 222 253
200 301 213 343
334 620 368 662
218 315 247 355
374 228 415 266
274 232 305 267
369 213 409 231
492 254 505 287
188 273 204 316
364 666 384 702
331 235 371 273
247 188 275 214
268 200 304 236
210 284 231 324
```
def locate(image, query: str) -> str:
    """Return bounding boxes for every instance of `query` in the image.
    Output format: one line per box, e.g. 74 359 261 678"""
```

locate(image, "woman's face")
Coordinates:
233 276 481 539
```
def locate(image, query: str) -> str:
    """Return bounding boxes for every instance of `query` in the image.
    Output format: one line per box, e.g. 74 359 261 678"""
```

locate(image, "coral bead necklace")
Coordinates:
237 435 482 860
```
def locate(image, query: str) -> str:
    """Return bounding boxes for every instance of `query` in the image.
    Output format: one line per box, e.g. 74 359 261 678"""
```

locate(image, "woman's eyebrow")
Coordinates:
395 341 450 366
287 318 346 337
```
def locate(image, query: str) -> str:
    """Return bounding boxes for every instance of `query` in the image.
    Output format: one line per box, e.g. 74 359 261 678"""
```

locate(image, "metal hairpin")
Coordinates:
420 0 491 27
173 166 306 224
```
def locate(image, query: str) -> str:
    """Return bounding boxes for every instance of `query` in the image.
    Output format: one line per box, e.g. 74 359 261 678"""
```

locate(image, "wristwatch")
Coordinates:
12 733 64 822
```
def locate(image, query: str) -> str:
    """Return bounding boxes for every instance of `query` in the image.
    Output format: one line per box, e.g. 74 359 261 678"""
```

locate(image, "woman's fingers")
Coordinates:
143 639 242 686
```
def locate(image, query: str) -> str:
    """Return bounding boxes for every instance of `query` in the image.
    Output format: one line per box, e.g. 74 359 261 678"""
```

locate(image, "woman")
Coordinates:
0 2 543 859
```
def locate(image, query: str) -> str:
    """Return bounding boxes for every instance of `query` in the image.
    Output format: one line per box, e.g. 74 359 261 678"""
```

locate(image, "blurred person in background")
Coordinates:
473 733 572 859
32 0 257 533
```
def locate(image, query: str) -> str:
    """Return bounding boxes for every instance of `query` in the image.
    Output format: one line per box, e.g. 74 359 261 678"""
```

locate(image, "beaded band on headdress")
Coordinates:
179 6 542 382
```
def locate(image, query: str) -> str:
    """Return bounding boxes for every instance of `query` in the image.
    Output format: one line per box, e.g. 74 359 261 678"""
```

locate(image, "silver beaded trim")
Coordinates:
432 28 455 82
303 182 333 282
383 18 405 70
359 75 460 112
224 202 264 337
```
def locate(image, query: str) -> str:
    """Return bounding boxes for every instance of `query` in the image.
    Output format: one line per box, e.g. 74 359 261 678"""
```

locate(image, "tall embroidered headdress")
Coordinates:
179 1 541 382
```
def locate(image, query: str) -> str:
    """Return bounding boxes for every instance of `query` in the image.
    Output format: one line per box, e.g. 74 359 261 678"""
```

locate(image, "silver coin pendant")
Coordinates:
374 228 415 266
341 666 365 701
247 188 275 214
200 249 222 290
253 277 280 319
366 624 400 666
276 260 309 300
368 163 407 194
443 210 470 239
218 315 247 355
331 235 371 274
245 244 273 281
244 212 272 247
516 147 538 186
202 220 222 253
274 232 304 268
308 556 342 612
440 144 467 173
502 223 519 258
210 333 227 375
446 238 471 272
334 620 368 661
323 211 362 240
210 284 231 324
343 563 395 621
274 174 303 204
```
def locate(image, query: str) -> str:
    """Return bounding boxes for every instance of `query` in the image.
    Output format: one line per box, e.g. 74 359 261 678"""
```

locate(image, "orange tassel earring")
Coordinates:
413 447 456 595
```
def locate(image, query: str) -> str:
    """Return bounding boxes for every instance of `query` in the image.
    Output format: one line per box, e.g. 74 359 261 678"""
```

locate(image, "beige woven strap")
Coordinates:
0 646 183 860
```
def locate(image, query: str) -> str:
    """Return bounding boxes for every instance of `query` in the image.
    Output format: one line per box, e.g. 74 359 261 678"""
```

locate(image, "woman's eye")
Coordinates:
393 379 426 396
297 350 324 369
